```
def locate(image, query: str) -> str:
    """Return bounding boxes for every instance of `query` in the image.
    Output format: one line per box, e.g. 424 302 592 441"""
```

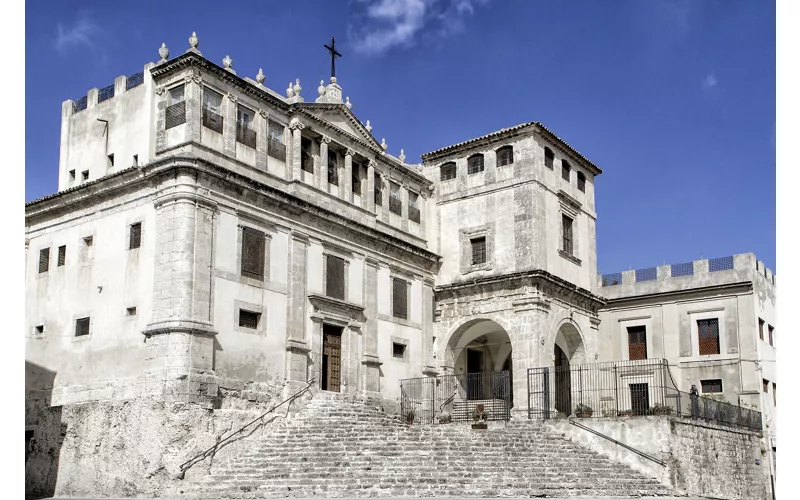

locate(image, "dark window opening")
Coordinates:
544 147 554 169
75 317 90 337
577 172 586 192
630 383 650 416
241 227 266 281
763 379 769 393
627 326 647 360
768 325 774 346
38 248 49 274
57 245 66 267
562 160 571 182
496 146 514 166
325 255 345 300
773 382 776 406
561 215 573 256
69 170 76 181
239 310 260 329
133 155 138 167
393 343 406 359
202 89 224 133
471 237 487 265
108 154 114 167
374 172 382 206
392 278 408 319
389 182 402 215
698 318 720 355
126 307 137 316
81 170 89 182
327 151 339 185
236 105 257 148
759 318 765 340
701 379 723 393
301 137 314 173
129 223 142 249
408 192 420 223
467 154 484 174
35 325 44 334
267 120 286 160
352 162 362 196
440 162 456 181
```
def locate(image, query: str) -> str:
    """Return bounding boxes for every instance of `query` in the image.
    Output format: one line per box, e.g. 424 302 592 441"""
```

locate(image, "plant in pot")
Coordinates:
617 409 633 417
651 403 673 416
575 403 593 418
471 404 489 429
405 409 415 425
438 411 452 424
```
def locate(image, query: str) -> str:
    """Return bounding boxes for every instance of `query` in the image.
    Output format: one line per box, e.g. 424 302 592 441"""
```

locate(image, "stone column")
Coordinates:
366 161 376 213
223 93 237 157
344 149 354 203
255 109 268 171
401 184 409 231
289 118 304 181
381 177 390 224
361 257 382 396
318 136 330 190
143 168 218 408
184 71 202 144
285 230 310 396
422 278 436 374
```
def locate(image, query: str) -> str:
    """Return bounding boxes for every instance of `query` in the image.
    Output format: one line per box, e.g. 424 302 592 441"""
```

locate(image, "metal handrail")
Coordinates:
570 419 667 467
178 379 315 478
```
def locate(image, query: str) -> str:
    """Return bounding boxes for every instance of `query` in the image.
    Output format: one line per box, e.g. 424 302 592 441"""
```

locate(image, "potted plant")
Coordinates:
471 404 488 429
617 409 633 417
651 403 673 416
438 411 452 424
405 409 415 425
575 403 593 418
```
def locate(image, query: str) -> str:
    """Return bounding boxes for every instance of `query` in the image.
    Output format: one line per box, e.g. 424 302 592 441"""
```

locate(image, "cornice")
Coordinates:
600 281 754 308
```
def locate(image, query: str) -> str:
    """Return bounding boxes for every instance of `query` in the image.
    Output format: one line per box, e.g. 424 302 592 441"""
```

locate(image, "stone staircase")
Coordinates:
173 391 675 498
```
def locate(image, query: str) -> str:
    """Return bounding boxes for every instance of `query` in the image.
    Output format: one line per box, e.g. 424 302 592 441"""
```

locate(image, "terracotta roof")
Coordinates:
25 167 139 207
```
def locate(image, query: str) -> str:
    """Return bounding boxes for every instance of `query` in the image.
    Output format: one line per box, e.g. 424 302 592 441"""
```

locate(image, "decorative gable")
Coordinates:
298 103 380 149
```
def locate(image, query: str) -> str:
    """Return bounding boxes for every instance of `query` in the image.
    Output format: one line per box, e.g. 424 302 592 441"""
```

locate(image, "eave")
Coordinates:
600 281 753 307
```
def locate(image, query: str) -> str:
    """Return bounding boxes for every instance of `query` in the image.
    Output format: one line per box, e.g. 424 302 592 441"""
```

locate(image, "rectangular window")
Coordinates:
166 85 186 129
236 105 256 148
698 318 720 355
352 162 362 196
561 214 573 255
467 155 484 174
241 227 266 281
773 382 776 406
129 223 142 250
389 182 402 215
81 170 89 182
133 155 138 167
393 342 406 359
300 137 314 173
81 236 93 262
202 88 224 133
701 379 723 393
408 191 420 223
440 162 456 181
630 383 650 416
57 245 66 267
239 310 261 329
374 172 382 206
75 317 90 337
758 318 764 340
267 120 286 160
38 248 49 273
126 307 137 316
627 326 647 360
577 172 586 192
325 255 345 300
562 161 571 182
471 237 486 265
763 379 769 393
327 151 339 185
768 325 774 346
496 146 514 166
544 148 554 169
392 278 408 319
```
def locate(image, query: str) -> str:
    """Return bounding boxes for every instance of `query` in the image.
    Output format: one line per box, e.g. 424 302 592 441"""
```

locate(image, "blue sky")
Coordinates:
25 0 776 274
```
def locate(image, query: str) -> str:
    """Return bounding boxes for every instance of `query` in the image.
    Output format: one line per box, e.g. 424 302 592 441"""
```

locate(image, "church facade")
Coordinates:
25 33 776 496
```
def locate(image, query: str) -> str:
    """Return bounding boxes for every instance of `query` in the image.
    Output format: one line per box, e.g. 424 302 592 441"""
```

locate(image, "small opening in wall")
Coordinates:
701 379 723 393
133 154 138 167
35 325 44 334
75 317 90 337
69 170 75 181
83 236 93 247
108 154 115 167
126 307 137 316
239 310 261 329
393 343 406 359
81 170 89 182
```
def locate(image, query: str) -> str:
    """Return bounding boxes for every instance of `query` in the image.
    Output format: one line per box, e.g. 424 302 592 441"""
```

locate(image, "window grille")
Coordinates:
239 310 260 329
352 163 362 195
165 101 186 129
98 84 115 103
38 248 49 273
326 255 345 300
562 160 571 182
374 173 382 205
577 172 586 192
627 326 647 360
440 162 456 181
73 96 88 113
327 151 339 185
635 267 657 282
758 319 764 340
671 262 694 277
236 106 256 148
389 183 402 215
392 278 408 319
544 147 554 169
561 215 573 255
497 146 514 166
709 256 734 272
75 317 90 337
126 72 144 90
57 245 66 267
202 89 223 133
301 138 314 173
408 192 420 223
267 120 286 160
241 227 265 281
701 379 723 393
471 237 486 265
768 325 774 346
468 154 484 174
602 272 622 286
630 383 650 416
129 223 142 249
698 318 720 355
393 343 406 358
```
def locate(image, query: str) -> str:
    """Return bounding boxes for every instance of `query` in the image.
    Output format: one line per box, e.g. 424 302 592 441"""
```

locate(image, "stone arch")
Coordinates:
545 314 588 367
439 315 514 368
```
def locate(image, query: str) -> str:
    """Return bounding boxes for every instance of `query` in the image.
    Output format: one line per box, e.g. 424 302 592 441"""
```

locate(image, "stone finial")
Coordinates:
399 149 406 163
287 82 295 98
158 43 169 63
187 32 200 54
365 120 372 133
345 96 352 109
331 76 337 84
293 78 302 96
256 68 265 84
222 55 235 74
381 138 387 151
318 80 326 96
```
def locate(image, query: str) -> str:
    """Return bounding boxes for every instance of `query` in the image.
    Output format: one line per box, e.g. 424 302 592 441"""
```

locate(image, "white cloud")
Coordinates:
55 11 102 55
702 73 718 89
349 0 488 56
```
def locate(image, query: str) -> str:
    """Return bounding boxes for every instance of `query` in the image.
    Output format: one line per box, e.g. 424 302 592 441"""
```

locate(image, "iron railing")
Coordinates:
635 267 657 282
267 137 286 161
601 272 622 287
165 101 186 129
526 359 761 431
236 122 257 148
98 84 115 103
202 107 224 134
671 261 694 277
73 96 88 113
126 71 144 90
709 255 734 272
400 371 512 424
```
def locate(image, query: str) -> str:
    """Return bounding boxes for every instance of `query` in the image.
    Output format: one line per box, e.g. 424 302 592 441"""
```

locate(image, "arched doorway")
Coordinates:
551 322 585 417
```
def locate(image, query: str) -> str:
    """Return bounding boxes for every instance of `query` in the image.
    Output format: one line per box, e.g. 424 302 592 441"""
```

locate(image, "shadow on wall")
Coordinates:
25 360 66 499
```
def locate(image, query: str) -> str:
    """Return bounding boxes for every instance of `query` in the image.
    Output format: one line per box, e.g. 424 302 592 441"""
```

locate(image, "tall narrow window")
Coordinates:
57 245 66 267
267 120 286 160
75 317 90 337
758 318 764 340
562 160 571 182
544 147 554 169
389 182 402 215
773 382 776 406
763 379 769 393
129 223 142 249
627 326 647 360
561 215 573 256
301 137 314 173
440 162 456 181
325 255 345 300
577 172 586 192
236 105 256 148
698 318 720 355
241 227 265 281
38 248 49 274
166 85 186 129
768 325 774 346
408 192 420 223
496 146 514 166
352 162 362 196
327 151 339 185
202 88 223 133
374 172 382 206
108 154 115 168
392 278 408 319
467 154 484 174
471 237 486 265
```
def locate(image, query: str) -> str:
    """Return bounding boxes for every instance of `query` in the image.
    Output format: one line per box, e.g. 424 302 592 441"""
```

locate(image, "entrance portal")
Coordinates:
321 324 342 392
554 344 572 415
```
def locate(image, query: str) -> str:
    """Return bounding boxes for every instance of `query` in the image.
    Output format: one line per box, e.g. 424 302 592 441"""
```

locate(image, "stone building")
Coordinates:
24 34 775 498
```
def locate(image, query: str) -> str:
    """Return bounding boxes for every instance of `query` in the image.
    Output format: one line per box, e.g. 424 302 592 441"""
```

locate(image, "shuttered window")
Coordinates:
241 227 265 281
698 319 720 355
57 245 66 267
562 160 571 182
544 147 554 169
467 154 484 174
577 172 586 192
129 223 142 249
325 255 345 300
38 248 49 273
561 215 573 255
408 192 420 223
627 326 647 360
389 182 402 215
392 278 408 319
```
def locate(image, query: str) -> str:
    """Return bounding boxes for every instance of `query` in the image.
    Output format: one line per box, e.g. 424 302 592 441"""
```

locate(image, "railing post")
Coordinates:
613 364 619 416
690 384 699 420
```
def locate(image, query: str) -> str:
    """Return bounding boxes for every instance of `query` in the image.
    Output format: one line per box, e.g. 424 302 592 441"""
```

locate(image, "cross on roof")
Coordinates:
324 37 342 79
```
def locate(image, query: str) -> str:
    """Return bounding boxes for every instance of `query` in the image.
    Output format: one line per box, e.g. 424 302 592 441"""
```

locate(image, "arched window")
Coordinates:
561 159 571 182
440 162 457 181
544 147 554 169
496 146 514 167
467 154 484 175
577 171 586 192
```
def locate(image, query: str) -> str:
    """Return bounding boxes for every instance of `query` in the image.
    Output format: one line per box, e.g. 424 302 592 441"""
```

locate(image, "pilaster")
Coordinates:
184 71 202 144
319 136 330 190
381 176 389 224
344 149 354 203
223 92 237 157
362 257 381 395
366 161 376 213
289 118 304 181
255 109 268 171
59 100 73 191
401 184 409 232
422 278 436 373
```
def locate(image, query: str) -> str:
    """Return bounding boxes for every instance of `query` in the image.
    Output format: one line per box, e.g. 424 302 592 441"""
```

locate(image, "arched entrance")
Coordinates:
551 322 586 417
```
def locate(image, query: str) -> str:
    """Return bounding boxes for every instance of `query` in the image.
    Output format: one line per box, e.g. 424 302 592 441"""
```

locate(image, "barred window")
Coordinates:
561 215 573 255
374 172 382 206
57 245 66 267
202 88 223 133
392 278 408 319
267 120 286 160
768 325 774 346
408 191 420 223
562 160 571 182
301 137 314 173
627 326 647 360
440 162 456 181
389 182 402 215
236 105 256 148
38 248 49 273
758 318 764 340
544 147 554 169
352 162 362 196
165 85 186 130
241 227 265 281
393 343 406 359
75 317 90 337
467 154 484 175
496 146 514 166
471 237 486 265
238 310 260 329
698 318 720 355
325 255 345 300
129 223 142 250
328 151 339 185
701 379 723 393
577 172 586 192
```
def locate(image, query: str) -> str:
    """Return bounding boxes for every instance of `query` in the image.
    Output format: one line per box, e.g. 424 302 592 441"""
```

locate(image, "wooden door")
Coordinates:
322 326 342 392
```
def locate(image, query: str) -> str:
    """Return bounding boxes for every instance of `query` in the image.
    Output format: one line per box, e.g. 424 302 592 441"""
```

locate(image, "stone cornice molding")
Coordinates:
361 354 383 367
153 189 218 211
286 338 311 354
288 117 305 130
320 135 332 144
557 190 582 210
142 320 218 338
